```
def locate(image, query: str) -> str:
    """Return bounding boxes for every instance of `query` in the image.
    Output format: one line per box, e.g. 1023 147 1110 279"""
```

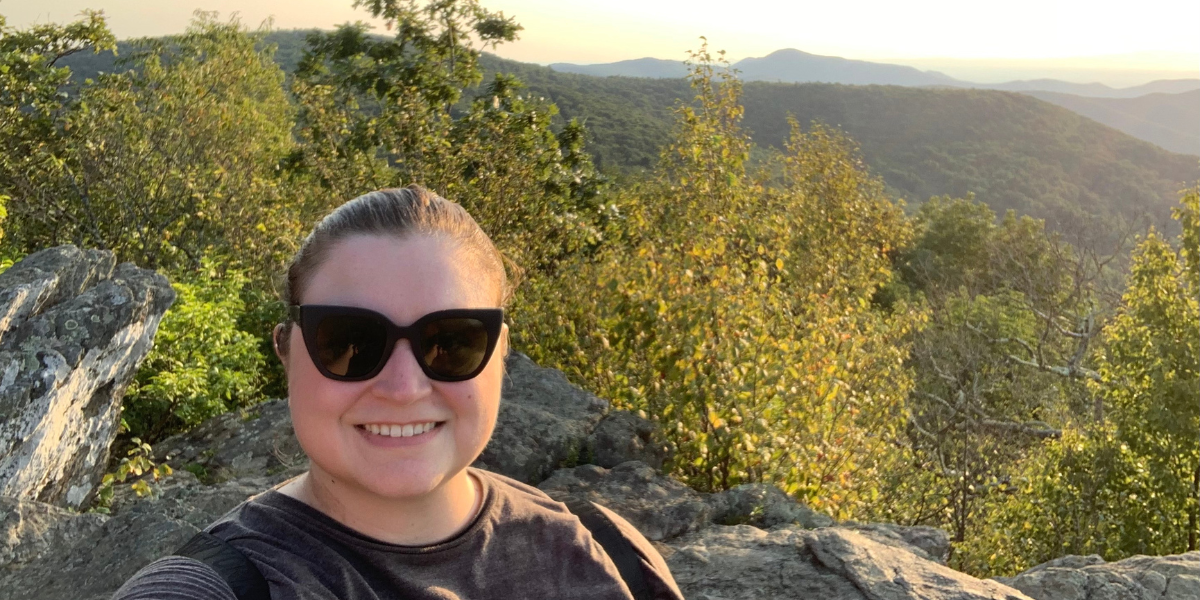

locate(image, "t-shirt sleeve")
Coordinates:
110 555 239 600
593 504 686 600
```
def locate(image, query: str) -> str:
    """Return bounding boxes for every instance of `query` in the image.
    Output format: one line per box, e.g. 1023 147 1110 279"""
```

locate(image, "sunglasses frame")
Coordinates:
288 304 504 382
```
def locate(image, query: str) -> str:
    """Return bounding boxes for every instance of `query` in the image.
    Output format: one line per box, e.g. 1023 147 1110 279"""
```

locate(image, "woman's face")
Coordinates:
282 234 505 500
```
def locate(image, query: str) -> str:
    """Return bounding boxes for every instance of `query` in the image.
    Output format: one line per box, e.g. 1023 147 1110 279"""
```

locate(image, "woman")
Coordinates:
111 186 684 600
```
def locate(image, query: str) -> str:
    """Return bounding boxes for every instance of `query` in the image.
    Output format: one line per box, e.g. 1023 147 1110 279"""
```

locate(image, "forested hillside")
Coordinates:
1025 89 1200 155
479 53 1197 230
5 4 1198 578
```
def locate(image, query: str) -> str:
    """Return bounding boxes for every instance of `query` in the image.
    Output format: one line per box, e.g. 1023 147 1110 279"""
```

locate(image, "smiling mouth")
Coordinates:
356 422 443 438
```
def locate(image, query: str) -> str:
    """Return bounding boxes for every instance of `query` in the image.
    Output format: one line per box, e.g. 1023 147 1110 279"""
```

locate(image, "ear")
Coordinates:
272 323 290 374
499 323 510 358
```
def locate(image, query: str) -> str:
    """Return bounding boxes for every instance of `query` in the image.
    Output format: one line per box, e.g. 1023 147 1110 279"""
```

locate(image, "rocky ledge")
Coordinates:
0 246 174 510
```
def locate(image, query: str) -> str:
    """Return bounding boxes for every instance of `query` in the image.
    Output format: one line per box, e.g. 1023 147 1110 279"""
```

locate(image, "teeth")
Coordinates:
363 422 437 437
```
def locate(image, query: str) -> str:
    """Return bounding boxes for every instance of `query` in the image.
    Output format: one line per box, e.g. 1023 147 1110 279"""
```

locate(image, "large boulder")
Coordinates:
473 352 609 483
996 552 1200 600
152 397 306 484
663 525 1032 600
0 246 174 509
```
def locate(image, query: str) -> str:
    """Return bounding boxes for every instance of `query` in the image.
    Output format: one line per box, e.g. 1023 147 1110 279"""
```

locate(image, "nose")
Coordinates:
368 339 433 401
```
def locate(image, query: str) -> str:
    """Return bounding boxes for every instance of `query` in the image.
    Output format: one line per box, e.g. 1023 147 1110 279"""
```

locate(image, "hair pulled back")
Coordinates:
282 185 513 332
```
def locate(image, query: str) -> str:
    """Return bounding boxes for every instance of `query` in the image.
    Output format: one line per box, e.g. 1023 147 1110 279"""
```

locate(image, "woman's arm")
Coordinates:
110 556 240 600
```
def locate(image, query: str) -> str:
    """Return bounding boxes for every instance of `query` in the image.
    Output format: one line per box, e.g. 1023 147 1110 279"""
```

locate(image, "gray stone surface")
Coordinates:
997 552 1200 600
153 397 307 483
538 461 713 541
0 247 174 509
840 521 953 565
0 246 115 339
588 409 669 470
800 527 1031 600
473 352 609 483
708 482 836 529
664 524 1033 600
664 524 867 600
0 471 265 600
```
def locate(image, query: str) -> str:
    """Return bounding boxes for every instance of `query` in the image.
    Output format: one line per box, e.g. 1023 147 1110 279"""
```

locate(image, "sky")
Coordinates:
6 0 1199 85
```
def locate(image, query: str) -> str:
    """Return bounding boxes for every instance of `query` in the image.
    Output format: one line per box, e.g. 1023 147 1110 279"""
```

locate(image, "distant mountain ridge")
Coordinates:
981 78 1200 98
550 49 1200 99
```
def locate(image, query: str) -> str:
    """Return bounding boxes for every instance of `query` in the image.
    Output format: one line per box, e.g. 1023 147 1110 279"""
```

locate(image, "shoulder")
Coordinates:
110 555 238 600
474 468 685 600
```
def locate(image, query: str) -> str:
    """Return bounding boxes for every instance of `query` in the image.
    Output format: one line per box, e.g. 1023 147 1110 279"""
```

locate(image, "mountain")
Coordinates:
550 48 965 86
1022 89 1200 155
549 57 689 78
541 50 1200 100
976 78 1200 98
733 49 962 86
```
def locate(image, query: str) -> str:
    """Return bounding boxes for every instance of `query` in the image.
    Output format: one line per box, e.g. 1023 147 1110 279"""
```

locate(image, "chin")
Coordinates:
359 462 460 499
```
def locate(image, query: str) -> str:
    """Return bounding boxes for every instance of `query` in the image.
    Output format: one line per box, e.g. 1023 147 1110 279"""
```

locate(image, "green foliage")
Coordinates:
286 0 601 275
957 189 1200 574
122 260 266 442
92 437 173 513
0 11 113 258
955 426 1163 575
3 13 299 277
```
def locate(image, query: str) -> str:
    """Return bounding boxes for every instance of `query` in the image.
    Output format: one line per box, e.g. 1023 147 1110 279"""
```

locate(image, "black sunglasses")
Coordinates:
288 305 504 382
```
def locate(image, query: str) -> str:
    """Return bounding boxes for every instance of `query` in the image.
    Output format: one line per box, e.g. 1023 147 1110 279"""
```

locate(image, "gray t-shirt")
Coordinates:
110 468 684 600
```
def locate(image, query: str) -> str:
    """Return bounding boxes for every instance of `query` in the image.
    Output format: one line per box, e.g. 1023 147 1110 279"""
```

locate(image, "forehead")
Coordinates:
303 234 498 321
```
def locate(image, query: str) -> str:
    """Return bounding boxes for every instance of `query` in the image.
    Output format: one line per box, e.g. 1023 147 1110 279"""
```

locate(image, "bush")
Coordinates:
122 260 267 442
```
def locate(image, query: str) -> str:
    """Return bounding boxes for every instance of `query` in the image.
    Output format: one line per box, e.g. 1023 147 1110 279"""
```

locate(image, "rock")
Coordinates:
840 522 952 564
0 247 174 509
0 495 107 570
999 552 1200 600
473 352 608 483
587 409 669 470
665 525 865 599
538 461 712 541
0 246 115 338
665 524 1032 600
800 527 1032 599
154 398 307 483
0 471 272 600
708 482 835 529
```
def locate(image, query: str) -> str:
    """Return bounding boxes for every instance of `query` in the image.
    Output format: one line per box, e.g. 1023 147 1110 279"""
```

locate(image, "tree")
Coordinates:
956 188 1200 575
892 195 1124 565
286 0 601 274
3 13 299 277
0 11 113 256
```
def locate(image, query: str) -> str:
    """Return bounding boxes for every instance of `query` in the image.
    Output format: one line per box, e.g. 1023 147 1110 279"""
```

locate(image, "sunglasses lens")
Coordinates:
315 313 389 378
420 317 491 379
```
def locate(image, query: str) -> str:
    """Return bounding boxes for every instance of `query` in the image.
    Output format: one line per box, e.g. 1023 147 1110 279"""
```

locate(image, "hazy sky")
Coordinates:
6 0 1199 83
